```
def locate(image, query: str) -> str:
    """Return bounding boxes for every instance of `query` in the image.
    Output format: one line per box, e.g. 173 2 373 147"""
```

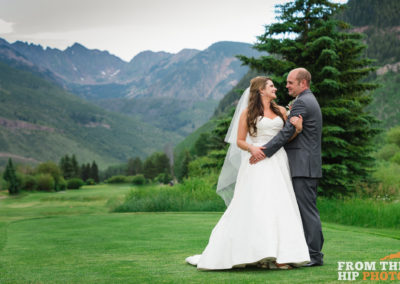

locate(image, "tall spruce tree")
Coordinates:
238 0 380 196
80 163 91 182
60 155 73 179
90 161 99 183
71 155 80 178
3 158 19 195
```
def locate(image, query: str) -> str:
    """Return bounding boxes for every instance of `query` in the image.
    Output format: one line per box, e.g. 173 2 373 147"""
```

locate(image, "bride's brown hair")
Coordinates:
247 76 285 136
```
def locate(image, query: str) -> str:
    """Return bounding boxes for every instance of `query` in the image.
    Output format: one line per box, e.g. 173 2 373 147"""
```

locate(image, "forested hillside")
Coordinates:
0 62 176 169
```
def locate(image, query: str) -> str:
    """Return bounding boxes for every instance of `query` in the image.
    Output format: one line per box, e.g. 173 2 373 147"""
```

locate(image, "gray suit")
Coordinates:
263 89 324 263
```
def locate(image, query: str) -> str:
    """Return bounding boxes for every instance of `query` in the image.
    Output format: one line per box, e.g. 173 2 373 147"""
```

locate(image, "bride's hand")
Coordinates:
248 145 266 164
290 115 303 133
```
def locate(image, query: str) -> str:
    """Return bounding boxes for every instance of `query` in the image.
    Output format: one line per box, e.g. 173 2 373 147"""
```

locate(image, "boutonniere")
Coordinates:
286 99 295 116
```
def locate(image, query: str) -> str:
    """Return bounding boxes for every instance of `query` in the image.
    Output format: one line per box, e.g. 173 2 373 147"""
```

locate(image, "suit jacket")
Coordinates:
263 89 322 178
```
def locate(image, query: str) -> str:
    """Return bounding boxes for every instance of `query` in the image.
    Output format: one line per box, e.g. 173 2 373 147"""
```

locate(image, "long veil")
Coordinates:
216 87 250 206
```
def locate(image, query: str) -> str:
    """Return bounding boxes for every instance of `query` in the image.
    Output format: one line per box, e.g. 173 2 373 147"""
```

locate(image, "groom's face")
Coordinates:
286 71 302 97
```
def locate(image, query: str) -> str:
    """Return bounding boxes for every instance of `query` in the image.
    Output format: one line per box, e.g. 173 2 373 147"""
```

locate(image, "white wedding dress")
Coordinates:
186 116 310 270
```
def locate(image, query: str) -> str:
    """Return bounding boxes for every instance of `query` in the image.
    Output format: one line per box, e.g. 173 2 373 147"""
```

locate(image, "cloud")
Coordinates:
0 18 14 34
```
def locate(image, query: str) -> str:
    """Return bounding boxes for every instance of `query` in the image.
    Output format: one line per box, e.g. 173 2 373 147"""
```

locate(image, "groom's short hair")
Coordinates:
295 68 311 87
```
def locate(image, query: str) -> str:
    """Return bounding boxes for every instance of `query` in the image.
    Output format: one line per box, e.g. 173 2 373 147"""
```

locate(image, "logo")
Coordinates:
381 252 400 261
337 252 400 281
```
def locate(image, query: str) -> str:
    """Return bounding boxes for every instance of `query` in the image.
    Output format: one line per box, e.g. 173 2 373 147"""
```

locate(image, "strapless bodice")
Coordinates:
249 116 284 145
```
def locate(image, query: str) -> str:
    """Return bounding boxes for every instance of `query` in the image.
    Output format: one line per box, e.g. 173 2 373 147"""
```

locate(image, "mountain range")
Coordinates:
0 39 261 135
0 39 260 168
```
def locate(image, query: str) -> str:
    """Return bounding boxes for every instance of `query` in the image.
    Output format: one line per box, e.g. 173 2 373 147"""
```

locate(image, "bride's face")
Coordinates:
260 80 277 99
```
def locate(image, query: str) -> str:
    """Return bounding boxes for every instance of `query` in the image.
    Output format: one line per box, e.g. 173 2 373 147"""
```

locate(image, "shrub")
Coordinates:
372 162 400 196
57 177 67 191
36 174 55 192
67 178 84 189
106 175 128 184
390 152 400 165
376 144 400 161
36 161 62 185
0 176 6 190
86 178 95 185
154 173 172 184
22 175 37 191
131 174 146 185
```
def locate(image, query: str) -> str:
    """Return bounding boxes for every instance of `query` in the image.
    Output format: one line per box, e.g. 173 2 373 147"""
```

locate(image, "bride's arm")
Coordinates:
237 109 265 159
278 106 302 142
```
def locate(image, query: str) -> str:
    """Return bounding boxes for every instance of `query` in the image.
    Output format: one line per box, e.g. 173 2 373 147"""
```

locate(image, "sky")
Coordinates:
0 0 347 62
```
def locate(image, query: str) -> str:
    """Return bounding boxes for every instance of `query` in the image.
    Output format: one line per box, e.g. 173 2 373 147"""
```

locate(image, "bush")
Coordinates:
376 143 400 161
372 162 400 196
154 173 172 184
57 177 67 191
36 161 62 184
86 178 96 185
36 174 55 192
106 175 128 184
67 178 84 189
0 176 6 190
390 152 400 165
131 174 146 185
21 175 37 191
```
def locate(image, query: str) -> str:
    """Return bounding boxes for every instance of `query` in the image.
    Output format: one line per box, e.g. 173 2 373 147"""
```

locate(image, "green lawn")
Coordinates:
0 185 399 283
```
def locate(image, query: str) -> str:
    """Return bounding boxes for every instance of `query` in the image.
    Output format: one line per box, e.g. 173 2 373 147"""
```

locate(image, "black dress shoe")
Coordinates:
304 261 323 267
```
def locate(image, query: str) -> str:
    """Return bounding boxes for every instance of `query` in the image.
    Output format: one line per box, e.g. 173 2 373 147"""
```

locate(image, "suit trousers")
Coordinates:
292 177 324 263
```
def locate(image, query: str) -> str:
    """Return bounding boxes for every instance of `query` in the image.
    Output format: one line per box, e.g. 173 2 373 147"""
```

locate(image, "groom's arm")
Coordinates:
262 99 306 157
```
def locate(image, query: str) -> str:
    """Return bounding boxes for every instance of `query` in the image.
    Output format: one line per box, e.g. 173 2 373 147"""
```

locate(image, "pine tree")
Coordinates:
60 155 73 179
71 155 80 178
81 163 91 182
3 158 19 195
90 161 99 183
143 158 157 180
238 0 380 196
127 157 143 175
180 150 192 180
151 152 171 176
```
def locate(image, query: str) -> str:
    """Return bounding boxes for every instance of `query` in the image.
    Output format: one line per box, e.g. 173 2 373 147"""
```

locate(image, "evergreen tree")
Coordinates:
90 161 99 183
71 154 80 178
180 150 192 180
127 157 143 175
60 155 74 179
3 158 19 195
153 152 171 175
81 163 91 182
208 117 232 152
194 133 212 157
143 158 157 180
238 0 380 196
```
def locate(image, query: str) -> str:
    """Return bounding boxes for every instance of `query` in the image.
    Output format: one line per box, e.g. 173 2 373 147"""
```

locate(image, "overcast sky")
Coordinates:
0 0 347 62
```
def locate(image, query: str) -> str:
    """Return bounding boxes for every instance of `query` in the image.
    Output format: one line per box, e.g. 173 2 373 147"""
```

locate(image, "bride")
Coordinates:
186 76 310 270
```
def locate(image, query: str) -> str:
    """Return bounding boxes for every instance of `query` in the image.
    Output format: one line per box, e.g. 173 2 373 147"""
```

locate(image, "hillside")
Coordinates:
0 61 176 169
1 39 261 137
338 0 400 128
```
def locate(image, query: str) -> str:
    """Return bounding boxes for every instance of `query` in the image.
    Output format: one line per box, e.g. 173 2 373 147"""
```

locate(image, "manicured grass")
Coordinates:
0 185 399 283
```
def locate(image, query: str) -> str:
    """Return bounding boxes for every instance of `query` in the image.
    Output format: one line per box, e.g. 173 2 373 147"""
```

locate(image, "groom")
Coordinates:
250 67 324 267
